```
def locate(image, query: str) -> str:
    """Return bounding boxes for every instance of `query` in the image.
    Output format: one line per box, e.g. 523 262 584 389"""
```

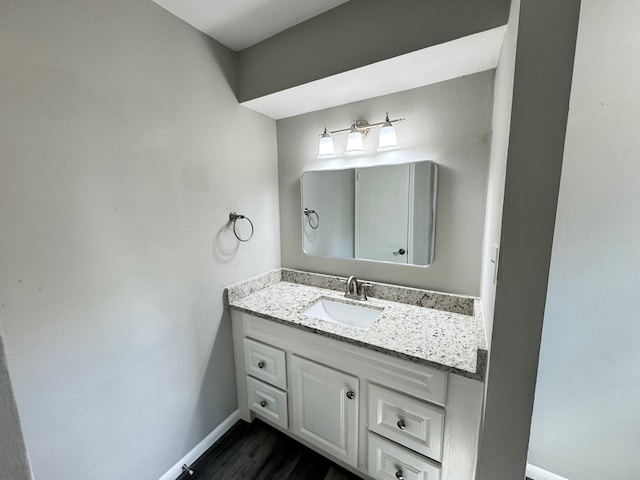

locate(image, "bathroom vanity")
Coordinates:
226 269 487 480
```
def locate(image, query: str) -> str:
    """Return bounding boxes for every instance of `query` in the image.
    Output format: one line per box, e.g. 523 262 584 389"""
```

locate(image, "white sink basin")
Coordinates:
302 297 382 331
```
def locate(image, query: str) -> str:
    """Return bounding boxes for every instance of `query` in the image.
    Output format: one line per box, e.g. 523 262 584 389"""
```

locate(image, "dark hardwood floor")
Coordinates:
179 419 363 480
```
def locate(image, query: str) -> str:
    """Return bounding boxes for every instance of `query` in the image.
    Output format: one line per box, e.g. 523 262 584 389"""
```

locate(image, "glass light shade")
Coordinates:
345 130 364 153
317 134 336 157
377 123 399 150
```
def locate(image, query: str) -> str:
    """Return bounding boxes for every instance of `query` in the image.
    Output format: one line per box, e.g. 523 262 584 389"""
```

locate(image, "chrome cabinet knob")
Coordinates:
346 391 355 400
259 400 267 407
257 361 265 369
395 470 404 480
397 419 406 430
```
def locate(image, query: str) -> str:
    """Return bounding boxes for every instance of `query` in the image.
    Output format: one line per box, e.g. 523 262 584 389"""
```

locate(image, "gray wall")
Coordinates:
528 1 640 478
277 72 494 296
479 0 520 342
476 0 581 478
0 325 33 480
0 1 280 479
237 0 509 102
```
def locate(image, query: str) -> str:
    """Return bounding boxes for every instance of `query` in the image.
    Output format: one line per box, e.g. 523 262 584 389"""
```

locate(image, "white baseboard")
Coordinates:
526 463 570 480
158 410 240 480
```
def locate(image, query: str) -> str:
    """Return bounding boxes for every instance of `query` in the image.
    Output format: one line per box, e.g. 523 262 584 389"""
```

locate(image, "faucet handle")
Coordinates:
359 283 372 300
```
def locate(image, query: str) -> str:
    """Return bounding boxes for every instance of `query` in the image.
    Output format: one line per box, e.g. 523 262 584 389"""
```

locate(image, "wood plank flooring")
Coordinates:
181 419 363 480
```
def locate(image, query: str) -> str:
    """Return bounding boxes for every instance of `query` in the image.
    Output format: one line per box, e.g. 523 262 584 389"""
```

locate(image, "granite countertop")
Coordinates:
225 269 487 381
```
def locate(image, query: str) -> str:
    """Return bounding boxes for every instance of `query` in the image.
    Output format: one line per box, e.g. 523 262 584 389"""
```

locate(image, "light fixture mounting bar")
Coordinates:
323 117 405 136
364 116 405 130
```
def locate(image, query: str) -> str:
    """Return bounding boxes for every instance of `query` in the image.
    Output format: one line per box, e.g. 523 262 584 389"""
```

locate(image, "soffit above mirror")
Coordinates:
241 26 506 120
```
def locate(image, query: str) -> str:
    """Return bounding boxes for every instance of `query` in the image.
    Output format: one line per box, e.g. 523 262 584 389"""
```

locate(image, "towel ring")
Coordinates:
304 208 320 229
229 212 254 242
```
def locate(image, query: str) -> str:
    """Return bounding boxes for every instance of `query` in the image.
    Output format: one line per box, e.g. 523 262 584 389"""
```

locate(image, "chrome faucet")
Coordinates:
344 276 371 301
346 276 358 297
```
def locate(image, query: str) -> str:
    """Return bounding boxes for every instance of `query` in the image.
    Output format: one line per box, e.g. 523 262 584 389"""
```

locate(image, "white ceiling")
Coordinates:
152 0 349 51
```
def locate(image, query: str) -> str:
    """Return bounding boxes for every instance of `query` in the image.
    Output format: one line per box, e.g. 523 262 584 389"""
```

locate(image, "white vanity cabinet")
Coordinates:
231 311 483 480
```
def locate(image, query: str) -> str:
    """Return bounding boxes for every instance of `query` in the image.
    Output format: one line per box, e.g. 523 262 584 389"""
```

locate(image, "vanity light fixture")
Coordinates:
318 127 336 157
377 113 400 151
317 113 404 158
345 121 365 153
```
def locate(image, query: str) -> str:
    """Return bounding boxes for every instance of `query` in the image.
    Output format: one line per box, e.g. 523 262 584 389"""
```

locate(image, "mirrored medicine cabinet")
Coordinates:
301 160 437 266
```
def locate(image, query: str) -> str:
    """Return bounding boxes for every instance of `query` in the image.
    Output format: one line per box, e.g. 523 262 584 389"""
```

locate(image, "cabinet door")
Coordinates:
291 355 359 467
356 164 410 264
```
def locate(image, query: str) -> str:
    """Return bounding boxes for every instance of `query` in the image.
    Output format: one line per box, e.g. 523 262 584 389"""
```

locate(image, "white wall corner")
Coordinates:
526 463 570 480
157 410 240 480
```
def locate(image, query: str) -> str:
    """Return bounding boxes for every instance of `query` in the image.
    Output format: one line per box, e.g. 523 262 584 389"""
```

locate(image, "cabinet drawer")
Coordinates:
244 338 287 389
368 383 444 462
246 376 288 429
367 432 441 480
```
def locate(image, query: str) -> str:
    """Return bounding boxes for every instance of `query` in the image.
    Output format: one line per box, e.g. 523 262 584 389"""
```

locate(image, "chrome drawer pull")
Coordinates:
395 470 404 480
259 400 267 407
397 419 406 430
257 361 265 369
346 391 356 400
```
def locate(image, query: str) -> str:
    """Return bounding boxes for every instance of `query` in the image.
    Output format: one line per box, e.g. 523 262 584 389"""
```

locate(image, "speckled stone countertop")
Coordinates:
225 269 487 381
